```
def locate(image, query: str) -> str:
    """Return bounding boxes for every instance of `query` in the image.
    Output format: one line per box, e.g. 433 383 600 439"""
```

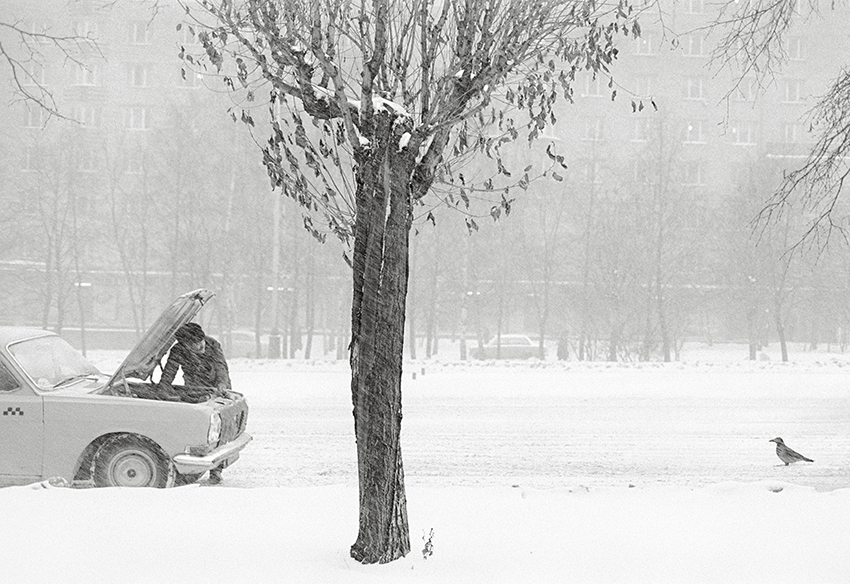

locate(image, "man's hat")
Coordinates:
176 322 205 343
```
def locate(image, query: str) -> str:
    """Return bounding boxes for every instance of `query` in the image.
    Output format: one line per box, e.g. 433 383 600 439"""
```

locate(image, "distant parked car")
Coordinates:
224 329 268 359
471 334 539 360
0 289 251 488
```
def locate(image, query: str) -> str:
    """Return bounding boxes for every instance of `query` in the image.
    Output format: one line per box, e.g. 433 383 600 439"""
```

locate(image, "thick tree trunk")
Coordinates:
348 127 413 564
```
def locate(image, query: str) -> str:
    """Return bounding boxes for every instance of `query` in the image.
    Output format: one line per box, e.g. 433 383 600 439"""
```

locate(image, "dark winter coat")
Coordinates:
159 336 231 390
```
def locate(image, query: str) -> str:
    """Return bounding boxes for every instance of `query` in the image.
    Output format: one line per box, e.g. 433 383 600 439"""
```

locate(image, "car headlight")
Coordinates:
208 412 222 443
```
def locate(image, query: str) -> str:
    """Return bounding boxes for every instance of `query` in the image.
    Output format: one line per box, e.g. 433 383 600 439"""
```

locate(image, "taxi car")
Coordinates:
0 289 251 488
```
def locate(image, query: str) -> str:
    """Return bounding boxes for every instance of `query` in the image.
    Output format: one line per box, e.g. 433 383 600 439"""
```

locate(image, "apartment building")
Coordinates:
2 0 848 351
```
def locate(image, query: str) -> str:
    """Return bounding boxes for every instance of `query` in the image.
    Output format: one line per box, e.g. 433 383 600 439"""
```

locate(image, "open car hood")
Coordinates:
107 289 215 387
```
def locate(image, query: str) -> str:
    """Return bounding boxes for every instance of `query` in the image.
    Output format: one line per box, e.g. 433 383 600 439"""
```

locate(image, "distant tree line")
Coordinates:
4 92 850 362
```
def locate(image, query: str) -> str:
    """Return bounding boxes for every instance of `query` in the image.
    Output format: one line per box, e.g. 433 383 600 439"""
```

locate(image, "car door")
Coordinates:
0 358 44 479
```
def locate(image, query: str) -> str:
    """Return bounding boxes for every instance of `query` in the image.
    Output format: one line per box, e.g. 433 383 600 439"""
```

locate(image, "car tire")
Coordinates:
92 435 175 488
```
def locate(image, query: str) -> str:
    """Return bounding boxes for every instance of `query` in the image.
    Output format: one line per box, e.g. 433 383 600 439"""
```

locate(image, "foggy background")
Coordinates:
3 0 850 362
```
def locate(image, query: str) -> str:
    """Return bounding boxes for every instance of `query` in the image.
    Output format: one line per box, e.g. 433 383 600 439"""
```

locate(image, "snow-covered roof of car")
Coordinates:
486 334 534 345
0 327 55 349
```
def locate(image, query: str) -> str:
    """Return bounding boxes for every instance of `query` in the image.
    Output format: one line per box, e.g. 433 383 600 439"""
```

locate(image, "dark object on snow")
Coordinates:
162 321 233 484
769 437 814 465
161 325 231 391
207 466 223 484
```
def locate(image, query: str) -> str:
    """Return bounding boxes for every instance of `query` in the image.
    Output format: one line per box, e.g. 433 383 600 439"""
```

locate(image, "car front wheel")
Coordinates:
92 435 174 488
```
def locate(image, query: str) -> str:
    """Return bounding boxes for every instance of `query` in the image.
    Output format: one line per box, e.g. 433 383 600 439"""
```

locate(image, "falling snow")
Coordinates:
4 343 850 583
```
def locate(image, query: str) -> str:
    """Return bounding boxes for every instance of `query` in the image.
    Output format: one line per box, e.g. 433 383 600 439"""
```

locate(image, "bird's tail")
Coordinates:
804 456 814 462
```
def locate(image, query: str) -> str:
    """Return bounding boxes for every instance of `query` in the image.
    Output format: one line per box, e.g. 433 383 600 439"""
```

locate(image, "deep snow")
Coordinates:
6 479 850 584
4 343 850 583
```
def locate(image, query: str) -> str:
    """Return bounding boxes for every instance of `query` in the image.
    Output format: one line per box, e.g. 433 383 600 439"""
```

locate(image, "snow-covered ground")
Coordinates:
4 343 850 583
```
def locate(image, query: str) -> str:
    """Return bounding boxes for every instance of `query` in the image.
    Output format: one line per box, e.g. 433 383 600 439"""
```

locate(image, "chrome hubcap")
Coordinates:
111 450 155 487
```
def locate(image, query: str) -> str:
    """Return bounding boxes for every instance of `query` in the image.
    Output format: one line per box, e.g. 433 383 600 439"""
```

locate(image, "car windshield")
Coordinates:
8 335 101 391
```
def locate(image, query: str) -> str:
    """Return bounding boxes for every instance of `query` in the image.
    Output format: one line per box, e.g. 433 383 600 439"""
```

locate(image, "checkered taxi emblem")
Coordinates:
3 407 23 416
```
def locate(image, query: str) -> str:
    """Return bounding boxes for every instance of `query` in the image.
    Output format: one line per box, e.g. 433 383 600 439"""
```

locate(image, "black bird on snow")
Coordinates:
769 437 814 465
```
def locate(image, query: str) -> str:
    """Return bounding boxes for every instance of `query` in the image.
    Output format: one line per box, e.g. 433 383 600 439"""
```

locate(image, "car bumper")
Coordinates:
172 433 252 474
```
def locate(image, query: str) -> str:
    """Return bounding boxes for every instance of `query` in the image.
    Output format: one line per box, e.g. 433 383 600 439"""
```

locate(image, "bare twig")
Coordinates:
0 20 100 121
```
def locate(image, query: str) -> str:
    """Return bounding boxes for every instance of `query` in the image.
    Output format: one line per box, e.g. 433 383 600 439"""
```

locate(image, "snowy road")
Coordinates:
219 360 850 492
13 353 850 584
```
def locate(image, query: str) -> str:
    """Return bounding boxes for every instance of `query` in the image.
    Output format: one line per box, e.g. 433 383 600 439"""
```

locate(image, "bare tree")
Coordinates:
632 113 706 362
722 157 807 361
514 150 570 360
184 0 639 563
708 0 850 247
0 19 97 121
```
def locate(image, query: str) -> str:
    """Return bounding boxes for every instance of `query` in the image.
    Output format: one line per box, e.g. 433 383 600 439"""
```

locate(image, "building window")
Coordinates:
22 146 40 172
579 160 602 184
633 75 655 99
180 24 197 45
21 62 46 86
631 118 651 142
73 63 98 86
25 21 51 45
582 75 604 97
782 79 804 103
634 33 655 56
28 22 51 44
125 107 149 131
786 37 804 60
129 63 149 87
730 122 756 145
682 34 706 57
633 161 653 184
683 161 704 186
130 22 151 45
684 78 705 100
783 123 803 143
73 20 98 40
74 105 101 128
733 79 756 102
23 106 46 128
581 118 604 141
684 0 704 14
683 120 706 144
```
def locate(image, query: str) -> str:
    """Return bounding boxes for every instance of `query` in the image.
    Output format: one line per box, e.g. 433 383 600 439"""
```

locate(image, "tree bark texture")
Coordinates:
349 113 414 564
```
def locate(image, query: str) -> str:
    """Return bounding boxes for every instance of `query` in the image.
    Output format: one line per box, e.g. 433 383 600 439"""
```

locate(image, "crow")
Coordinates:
769 437 813 465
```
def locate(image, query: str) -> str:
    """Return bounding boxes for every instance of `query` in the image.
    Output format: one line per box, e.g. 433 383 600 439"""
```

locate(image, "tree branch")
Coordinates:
0 21 99 121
